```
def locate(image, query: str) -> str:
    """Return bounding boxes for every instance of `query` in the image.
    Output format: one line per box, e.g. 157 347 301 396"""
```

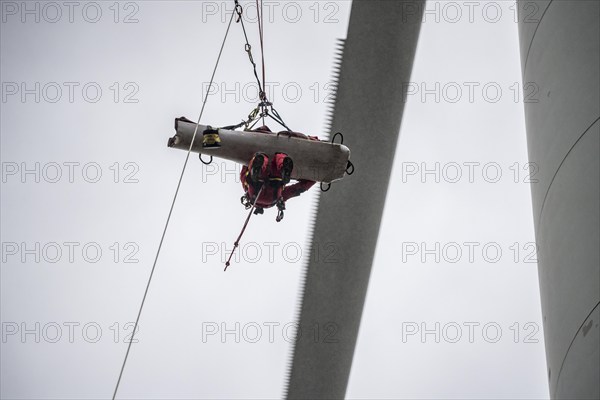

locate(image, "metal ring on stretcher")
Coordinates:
199 154 213 165
346 160 355 175
331 132 344 145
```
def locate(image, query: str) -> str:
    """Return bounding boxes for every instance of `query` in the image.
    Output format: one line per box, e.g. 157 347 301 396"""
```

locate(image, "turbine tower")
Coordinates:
517 1 599 398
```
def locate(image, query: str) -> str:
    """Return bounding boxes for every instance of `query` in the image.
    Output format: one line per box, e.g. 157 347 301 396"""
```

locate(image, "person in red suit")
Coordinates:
240 126 316 222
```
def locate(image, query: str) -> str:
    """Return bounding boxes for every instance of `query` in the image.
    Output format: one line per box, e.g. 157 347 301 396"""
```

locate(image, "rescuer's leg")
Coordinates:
281 179 316 202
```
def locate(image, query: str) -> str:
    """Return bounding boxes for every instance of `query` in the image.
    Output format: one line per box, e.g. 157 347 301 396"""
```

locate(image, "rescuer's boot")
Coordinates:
281 156 293 184
251 153 265 181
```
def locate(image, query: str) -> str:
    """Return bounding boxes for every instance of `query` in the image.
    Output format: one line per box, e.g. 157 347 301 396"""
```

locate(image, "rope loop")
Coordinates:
234 1 243 22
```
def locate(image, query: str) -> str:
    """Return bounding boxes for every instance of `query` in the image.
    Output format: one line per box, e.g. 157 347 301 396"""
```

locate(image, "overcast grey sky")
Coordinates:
1 1 548 399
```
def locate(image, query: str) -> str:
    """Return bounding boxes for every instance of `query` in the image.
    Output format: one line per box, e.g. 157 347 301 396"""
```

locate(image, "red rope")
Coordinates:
224 185 264 271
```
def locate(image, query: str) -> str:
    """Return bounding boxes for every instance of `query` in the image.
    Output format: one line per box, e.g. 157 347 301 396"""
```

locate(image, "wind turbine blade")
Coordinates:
285 1 425 398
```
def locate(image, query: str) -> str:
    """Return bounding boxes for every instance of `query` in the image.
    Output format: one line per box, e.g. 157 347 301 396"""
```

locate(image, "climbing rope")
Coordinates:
111 8 237 400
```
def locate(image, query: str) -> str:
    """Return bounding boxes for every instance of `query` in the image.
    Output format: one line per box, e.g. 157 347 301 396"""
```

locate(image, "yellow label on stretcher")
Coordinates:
203 133 221 145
